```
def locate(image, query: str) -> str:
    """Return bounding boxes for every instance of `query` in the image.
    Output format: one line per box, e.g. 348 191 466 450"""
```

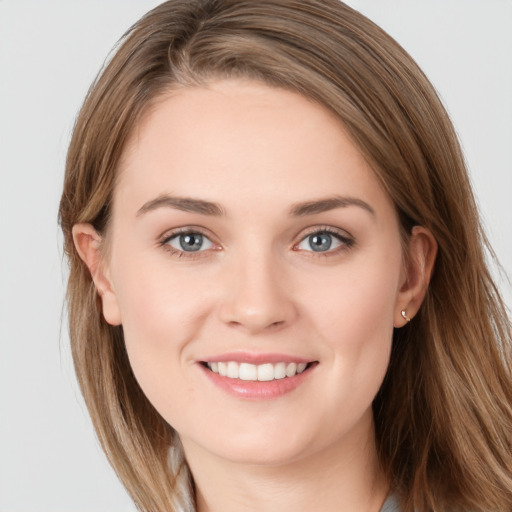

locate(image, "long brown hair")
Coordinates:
59 1 512 510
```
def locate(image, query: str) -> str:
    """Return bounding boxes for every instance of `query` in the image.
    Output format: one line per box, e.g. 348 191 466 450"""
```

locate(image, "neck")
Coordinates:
182 412 389 512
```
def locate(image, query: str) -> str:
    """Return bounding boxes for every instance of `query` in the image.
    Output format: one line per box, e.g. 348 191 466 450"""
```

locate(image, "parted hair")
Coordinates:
59 1 512 511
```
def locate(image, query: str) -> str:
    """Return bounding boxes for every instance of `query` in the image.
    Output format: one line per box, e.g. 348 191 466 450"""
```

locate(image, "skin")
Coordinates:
74 80 436 511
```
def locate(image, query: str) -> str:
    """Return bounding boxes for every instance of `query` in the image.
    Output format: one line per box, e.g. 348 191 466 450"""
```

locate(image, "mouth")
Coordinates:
202 361 311 381
197 353 318 399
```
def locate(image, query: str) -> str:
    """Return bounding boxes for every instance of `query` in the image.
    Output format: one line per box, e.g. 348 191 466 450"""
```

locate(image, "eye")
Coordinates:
165 231 215 253
295 229 353 253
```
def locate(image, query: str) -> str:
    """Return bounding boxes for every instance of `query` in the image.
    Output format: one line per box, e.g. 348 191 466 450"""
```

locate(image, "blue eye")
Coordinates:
296 230 351 253
166 232 214 252
307 233 333 252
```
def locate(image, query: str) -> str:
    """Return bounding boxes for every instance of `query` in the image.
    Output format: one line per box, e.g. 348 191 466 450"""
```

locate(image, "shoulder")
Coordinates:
380 495 401 512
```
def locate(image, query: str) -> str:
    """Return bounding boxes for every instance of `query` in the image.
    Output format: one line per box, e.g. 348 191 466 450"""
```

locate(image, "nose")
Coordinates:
218 251 297 334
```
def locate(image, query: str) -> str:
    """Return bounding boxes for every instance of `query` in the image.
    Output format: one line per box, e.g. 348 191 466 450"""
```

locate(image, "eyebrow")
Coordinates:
289 196 375 217
137 195 225 217
136 194 375 218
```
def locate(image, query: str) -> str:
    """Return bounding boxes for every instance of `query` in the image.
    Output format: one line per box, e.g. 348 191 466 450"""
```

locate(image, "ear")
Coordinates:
394 226 437 327
72 223 122 326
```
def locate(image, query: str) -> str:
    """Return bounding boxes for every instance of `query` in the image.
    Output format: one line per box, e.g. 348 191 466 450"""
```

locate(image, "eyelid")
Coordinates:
158 226 221 258
157 224 354 258
158 225 216 244
293 225 355 253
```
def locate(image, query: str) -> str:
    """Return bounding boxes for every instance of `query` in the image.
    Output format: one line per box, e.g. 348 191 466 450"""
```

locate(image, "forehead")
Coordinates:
115 80 390 216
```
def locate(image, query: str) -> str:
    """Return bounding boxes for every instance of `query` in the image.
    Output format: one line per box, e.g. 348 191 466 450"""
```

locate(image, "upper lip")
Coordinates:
198 352 315 365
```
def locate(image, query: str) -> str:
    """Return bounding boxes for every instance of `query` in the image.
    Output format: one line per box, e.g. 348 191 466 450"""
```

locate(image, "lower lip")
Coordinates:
198 363 316 400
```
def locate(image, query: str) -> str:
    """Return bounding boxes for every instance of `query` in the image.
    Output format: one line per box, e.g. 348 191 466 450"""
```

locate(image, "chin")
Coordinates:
180 416 354 469
203 438 314 468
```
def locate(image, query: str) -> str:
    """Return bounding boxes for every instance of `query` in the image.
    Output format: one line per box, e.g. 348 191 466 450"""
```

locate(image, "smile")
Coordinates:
198 354 317 399
206 361 308 381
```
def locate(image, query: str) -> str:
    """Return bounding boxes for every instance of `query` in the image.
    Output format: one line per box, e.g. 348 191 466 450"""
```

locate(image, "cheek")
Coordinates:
305 248 401 338
300 246 401 392
113 244 214 334
110 256 216 397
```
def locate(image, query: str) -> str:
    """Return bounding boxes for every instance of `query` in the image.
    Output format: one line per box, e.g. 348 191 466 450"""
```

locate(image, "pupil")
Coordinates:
180 233 202 251
310 233 331 252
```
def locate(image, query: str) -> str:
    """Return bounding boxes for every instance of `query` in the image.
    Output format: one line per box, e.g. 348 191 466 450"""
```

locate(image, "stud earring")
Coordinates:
401 309 411 323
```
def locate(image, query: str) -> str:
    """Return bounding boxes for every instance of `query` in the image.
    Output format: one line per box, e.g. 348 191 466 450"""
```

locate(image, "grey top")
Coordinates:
380 495 401 512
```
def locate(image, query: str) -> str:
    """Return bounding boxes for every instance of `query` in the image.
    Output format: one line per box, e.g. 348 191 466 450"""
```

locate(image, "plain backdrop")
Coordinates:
0 1 511 511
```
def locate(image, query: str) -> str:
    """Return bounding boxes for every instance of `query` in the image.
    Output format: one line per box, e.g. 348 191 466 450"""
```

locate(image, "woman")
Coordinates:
59 1 512 511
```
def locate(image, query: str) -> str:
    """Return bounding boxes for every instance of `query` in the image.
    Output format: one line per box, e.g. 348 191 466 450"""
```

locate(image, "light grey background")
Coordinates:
0 1 510 511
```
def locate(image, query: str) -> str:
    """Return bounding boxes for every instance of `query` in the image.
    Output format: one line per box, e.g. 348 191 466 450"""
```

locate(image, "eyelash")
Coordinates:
159 227 218 260
292 226 355 257
158 226 355 259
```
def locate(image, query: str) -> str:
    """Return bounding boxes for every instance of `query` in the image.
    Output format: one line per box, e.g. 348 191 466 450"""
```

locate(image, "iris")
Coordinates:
308 232 333 252
179 233 203 252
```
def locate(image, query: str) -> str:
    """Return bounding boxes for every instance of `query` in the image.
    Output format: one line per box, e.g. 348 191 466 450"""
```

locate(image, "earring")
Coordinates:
401 309 411 323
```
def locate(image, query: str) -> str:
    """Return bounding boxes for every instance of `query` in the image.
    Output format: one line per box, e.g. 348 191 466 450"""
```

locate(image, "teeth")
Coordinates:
239 363 257 381
227 361 239 379
206 361 309 381
285 362 297 377
258 363 274 382
274 362 286 379
218 362 227 377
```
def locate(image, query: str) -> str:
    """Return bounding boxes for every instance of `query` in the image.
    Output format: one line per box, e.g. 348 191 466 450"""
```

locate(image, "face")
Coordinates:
98 80 409 466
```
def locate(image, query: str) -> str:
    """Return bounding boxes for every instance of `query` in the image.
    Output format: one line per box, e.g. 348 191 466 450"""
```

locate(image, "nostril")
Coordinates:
226 318 286 333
